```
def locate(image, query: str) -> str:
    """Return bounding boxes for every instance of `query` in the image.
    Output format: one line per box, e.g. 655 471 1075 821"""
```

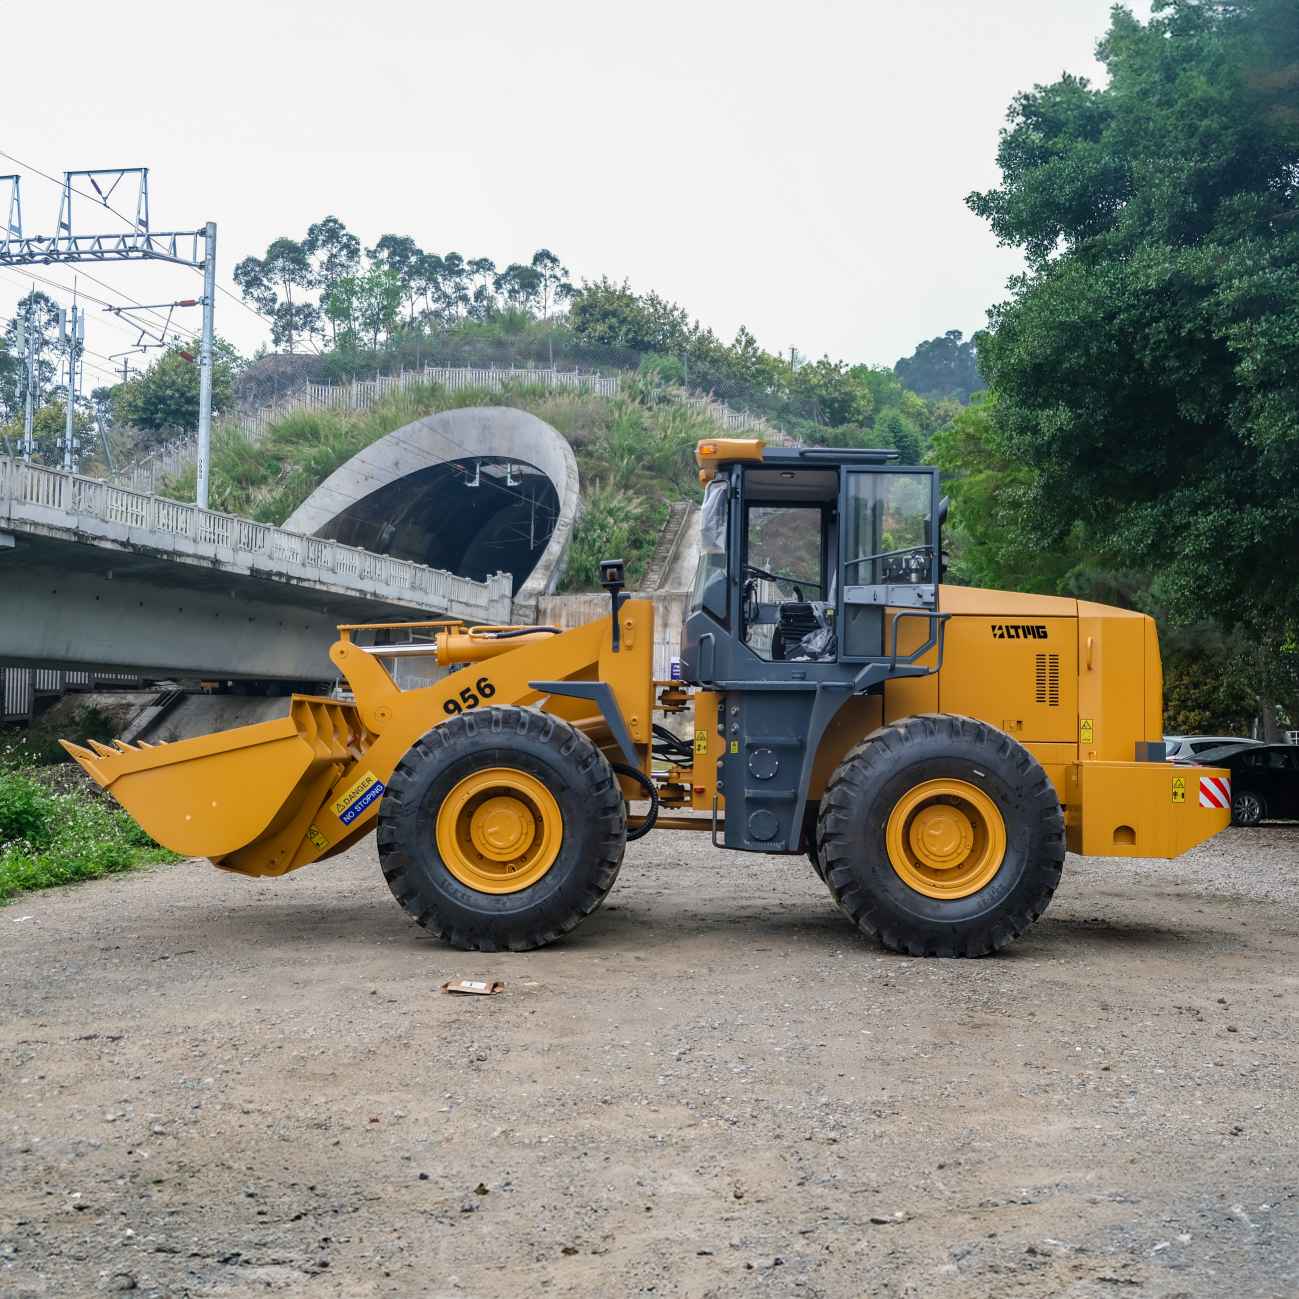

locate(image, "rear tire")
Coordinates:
1232 790 1265 827
376 706 626 951
816 713 1064 957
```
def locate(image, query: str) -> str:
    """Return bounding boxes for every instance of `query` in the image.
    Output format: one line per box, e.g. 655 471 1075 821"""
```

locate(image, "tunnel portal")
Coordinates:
316 457 559 595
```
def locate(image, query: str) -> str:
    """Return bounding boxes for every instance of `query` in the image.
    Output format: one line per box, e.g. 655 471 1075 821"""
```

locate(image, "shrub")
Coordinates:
0 771 55 849
0 765 176 902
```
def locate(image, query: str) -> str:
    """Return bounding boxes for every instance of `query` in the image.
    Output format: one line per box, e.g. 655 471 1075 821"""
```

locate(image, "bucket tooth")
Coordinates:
58 697 365 864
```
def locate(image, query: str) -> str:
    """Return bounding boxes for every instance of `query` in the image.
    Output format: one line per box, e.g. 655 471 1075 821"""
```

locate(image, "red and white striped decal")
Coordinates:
1199 775 1231 809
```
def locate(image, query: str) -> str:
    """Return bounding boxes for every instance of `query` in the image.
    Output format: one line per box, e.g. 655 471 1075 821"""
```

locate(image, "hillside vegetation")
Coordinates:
164 378 722 591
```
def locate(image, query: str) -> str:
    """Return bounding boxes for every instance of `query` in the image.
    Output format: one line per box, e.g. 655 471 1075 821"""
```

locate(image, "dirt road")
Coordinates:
3 827 1298 1298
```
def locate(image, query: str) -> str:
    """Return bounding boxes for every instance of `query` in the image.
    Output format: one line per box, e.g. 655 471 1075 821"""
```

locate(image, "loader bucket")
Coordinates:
61 697 363 873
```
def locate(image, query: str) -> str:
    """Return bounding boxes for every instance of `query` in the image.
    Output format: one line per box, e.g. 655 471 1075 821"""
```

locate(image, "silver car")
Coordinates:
1164 735 1261 763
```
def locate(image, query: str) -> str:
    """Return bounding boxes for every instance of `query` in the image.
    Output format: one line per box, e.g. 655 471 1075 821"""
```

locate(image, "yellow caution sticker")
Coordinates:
729 740 739 754
331 771 386 825
1171 776 1186 804
694 729 709 755
305 824 329 851
1080 718 1095 744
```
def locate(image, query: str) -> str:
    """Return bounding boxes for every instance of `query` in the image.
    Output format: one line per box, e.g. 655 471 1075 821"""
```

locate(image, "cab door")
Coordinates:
839 468 939 661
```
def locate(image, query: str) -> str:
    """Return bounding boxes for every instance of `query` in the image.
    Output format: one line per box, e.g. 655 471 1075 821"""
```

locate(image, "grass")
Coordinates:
164 380 718 590
0 764 180 902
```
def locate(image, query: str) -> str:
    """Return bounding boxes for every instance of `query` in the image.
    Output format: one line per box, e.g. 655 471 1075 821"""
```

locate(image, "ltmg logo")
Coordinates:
991 623 1049 640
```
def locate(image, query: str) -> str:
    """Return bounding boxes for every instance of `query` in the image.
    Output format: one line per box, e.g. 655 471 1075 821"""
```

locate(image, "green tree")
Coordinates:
966 0 1299 635
1 291 61 421
466 257 497 318
305 216 361 342
0 401 91 463
369 234 423 325
111 339 240 441
530 249 574 319
234 238 320 353
354 268 403 351
567 278 691 354
438 253 470 319
494 262 544 313
789 357 873 428
411 252 447 324
894 330 982 402
875 406 922 464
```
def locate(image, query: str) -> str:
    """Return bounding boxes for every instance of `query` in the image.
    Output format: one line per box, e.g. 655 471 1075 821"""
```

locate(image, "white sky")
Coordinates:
1 0 1149 389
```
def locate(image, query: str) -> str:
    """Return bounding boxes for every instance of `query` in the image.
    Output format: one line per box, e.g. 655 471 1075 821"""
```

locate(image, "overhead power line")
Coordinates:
0 157 217 499
0 268 191 352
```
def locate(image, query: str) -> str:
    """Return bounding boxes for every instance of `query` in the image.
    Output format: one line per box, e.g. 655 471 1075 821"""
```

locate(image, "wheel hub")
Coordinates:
436 768 562 894
908 804 975 868
885 778 1007 899
470 796 536 861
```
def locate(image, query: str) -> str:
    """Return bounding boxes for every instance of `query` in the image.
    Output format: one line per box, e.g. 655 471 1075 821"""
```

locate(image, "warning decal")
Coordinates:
331 771 386 826
1198 774 1231 810
1080 718 1094 744
1171 775 1186 804
694 729 709 755
305 824 329 851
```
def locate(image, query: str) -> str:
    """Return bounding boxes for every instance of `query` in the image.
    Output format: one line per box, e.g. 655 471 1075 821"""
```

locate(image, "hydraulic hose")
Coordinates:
611 761 659 841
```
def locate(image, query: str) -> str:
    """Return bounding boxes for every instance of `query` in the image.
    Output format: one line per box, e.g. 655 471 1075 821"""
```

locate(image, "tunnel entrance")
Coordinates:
316 457 559 595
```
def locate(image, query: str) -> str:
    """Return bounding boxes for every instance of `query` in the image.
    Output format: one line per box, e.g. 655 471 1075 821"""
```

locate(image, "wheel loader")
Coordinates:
63 438 1231 956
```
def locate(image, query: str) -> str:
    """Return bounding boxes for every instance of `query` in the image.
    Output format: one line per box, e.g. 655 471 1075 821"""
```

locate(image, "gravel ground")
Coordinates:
3 825 1298 1298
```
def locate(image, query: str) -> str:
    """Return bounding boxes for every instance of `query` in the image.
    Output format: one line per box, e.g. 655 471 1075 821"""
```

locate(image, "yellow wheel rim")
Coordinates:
885 778 1006 899
436 767 562 894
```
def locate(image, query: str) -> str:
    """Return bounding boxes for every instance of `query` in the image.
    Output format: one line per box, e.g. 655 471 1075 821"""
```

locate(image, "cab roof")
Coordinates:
695 437 905 484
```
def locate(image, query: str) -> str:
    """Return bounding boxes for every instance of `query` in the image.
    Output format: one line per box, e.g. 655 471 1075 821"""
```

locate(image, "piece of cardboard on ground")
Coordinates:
441 979 504 995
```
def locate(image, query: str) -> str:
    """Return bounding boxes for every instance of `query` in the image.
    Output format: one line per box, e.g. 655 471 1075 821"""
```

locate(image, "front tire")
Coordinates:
376 706 626 951
1232 790 1265 827
816 714 1064 957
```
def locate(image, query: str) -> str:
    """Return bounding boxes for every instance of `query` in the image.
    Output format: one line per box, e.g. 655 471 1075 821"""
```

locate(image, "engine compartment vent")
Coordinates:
1035 653 1061 707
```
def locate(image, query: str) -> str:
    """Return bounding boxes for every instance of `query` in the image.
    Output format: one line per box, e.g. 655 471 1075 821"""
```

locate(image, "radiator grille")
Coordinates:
1035 653 1061 706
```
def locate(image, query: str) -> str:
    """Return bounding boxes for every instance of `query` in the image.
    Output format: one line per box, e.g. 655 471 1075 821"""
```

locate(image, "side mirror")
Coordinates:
938 496 950 528
599 558 627 650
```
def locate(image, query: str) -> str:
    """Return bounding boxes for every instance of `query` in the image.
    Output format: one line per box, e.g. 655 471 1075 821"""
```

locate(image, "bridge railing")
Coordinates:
0 457 514 623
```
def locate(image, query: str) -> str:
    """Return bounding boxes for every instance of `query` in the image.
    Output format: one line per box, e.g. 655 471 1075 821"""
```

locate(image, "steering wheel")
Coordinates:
880 548 931 583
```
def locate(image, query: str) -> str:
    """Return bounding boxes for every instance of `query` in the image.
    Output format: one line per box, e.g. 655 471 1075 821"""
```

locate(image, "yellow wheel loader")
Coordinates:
64 439 1230 956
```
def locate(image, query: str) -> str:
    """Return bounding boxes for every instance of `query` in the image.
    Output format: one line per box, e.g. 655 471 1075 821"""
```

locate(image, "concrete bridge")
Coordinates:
0 458 513 680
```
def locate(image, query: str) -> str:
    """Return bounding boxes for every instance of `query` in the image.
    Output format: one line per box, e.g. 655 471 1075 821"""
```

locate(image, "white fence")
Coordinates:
110 364 786 495
0 457 513 624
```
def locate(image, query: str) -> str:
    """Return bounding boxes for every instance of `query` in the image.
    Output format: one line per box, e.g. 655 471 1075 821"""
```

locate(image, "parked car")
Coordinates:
1217 744 1299 826
1190 741 1261 766
1164 735 1261 763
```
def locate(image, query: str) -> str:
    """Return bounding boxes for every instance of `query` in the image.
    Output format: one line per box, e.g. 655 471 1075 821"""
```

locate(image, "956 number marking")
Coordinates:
443 675 497 716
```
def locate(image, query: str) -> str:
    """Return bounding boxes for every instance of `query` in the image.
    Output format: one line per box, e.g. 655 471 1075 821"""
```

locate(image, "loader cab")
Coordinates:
681 442 940 685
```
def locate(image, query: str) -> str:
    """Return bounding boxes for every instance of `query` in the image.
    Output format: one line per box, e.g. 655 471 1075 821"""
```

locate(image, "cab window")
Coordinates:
844 472 934 586
739 466 838 662
689 477 730 621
